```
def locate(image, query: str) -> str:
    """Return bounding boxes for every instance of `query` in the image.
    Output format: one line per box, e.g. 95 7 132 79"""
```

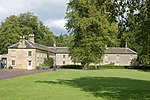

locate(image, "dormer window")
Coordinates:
28 51 32 56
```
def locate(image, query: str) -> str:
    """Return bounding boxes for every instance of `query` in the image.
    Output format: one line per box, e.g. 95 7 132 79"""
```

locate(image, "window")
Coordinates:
116 55 119 60
28 51 32 56
63 55 65 58
116 61 119 64
105 61 109 64
28 61 32 66
105 55 108 60
63 61 65 65
12 60 15 66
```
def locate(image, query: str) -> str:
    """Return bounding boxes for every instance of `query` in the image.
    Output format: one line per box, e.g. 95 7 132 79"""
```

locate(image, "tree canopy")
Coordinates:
0 12 55 54
66 0 119 67
66 0 150 66
55 34 73 47
111 0 150 65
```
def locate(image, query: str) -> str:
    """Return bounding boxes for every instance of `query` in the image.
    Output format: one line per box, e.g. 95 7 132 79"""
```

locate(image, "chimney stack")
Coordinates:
125 41 127 48
53 42 56 47
28 34 35 43
105 44 108 49
18 36 26 48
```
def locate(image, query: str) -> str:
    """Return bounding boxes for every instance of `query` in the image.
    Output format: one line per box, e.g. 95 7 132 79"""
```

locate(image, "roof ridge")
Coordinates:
8 42 19 48
126 48 137 54
25 40 35 48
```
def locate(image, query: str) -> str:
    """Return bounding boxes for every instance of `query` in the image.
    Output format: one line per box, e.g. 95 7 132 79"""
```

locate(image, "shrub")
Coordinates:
61 65 83 69
128 65 150 70
97 65 126 69
39 57 54 68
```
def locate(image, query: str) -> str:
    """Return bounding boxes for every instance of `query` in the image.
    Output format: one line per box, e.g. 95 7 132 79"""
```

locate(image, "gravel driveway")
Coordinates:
0 69 53 80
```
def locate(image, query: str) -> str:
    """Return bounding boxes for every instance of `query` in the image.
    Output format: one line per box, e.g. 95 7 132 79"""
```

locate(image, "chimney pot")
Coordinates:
28 34 35 43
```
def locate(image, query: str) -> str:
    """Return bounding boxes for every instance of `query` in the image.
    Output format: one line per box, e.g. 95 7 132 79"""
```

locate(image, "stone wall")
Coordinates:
103 54 137 66
7 49 36 69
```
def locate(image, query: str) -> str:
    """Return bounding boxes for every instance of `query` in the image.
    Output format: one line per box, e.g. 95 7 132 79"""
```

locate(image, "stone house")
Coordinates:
0 34 137 70
7 34 55 70
103 47 137 66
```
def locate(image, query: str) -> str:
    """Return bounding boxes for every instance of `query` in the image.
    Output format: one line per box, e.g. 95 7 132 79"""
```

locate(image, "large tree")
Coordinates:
0 12 55 54
111 0 150 65
66 0 119 68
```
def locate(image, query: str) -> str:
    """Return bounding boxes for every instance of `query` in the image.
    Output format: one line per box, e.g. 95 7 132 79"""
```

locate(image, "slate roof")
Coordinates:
104 47 137 54
48 47 69 54
9 40 54 52
50 47 136 54
9 40 136 54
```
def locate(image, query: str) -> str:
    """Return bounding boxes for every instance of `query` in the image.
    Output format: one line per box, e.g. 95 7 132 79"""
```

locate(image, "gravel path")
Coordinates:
0 69 54 80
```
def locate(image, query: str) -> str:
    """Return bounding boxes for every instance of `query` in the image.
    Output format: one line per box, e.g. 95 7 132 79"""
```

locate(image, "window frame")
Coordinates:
11 60 16 66
63 61 65 65
63 55 65 58
28 51 32 56
28 61 32 66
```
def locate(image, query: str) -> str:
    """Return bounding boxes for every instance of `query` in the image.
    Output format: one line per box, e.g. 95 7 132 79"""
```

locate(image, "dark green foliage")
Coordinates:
104 0 150 65
61 65 83 69
0 12 55 54
44 57 54 68
97 65 126 69
55 34 73 47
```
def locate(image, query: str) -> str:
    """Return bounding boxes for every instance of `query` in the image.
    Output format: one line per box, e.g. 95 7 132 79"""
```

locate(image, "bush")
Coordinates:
39 57 54 68
128 65 150 70
97 65 126 69
61 65 83 69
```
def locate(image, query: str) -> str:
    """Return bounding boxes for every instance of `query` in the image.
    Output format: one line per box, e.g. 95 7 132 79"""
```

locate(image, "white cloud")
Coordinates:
0 0 68 35
45 19 67 30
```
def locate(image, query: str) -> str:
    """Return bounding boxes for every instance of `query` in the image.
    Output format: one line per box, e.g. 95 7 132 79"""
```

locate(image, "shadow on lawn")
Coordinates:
35 77 150 100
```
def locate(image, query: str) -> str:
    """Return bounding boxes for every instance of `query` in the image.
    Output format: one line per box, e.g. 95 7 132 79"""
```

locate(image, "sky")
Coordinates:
0 0 69 35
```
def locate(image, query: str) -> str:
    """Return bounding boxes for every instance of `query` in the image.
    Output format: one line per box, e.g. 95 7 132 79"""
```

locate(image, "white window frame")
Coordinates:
11 59 16 66
104 55 108 60
116 55 119 60
28 61 32 66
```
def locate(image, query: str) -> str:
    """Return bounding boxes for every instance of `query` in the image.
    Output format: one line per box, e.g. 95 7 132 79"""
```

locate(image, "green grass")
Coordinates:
0 69 150 100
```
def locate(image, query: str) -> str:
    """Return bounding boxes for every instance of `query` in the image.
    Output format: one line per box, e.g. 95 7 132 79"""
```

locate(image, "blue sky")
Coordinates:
0 0 68 35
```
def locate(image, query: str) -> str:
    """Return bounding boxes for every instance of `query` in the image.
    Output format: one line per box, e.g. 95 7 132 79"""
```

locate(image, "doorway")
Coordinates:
27 61 32 70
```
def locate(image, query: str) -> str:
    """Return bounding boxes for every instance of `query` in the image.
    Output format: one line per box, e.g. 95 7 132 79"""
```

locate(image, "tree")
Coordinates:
110 0 150 65
0 12 55 54
55 34 73 47
66 0 119 68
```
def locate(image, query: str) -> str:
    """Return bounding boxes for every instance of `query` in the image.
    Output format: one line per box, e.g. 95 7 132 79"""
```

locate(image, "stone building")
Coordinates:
0 34 137 70
103 47 137 66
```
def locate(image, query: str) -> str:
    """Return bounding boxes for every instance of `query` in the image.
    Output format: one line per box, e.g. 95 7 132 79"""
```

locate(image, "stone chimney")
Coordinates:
53 42 56 48
105 44 108 49
125 41 127 48
18 36 26 48
28 34 35 43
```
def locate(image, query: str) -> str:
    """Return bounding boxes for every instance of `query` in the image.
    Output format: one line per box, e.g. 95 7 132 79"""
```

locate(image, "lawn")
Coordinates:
0 69 150 100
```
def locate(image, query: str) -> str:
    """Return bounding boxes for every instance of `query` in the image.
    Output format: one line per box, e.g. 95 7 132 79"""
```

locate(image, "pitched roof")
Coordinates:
9 40 54 52
9 40 137 54
48 47 69 54
49 47 137 54
55 47 69 53
104 47 137 54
